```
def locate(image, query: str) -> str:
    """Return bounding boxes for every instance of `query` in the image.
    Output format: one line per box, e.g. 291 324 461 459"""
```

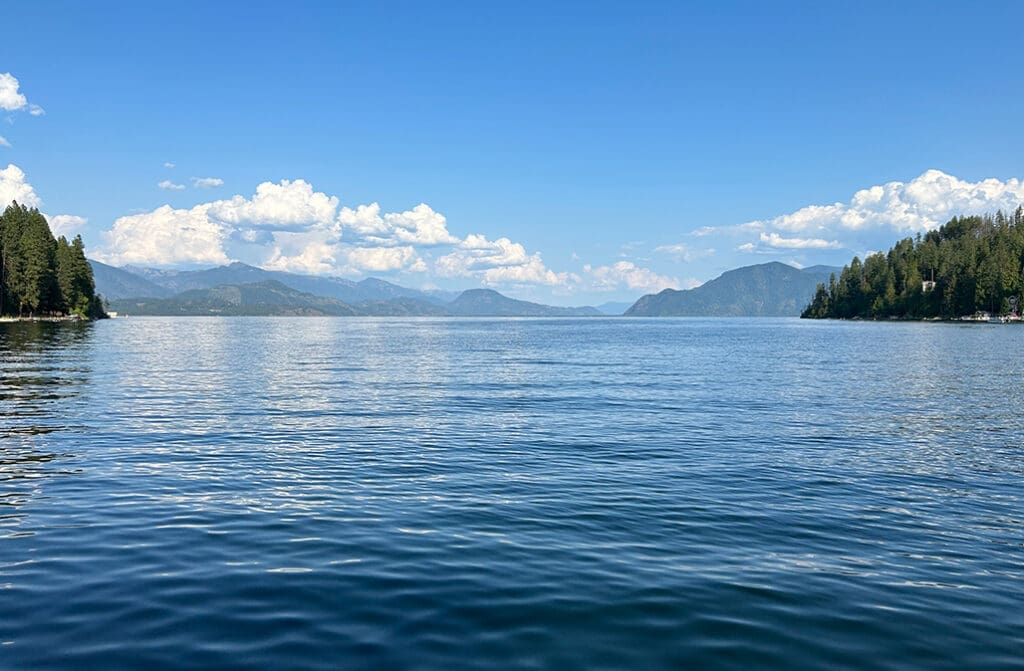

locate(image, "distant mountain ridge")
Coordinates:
109 281 360 316
90 260 174 299
626 262 839 317
448 289 601 317
109 281 603 317
96 262 603 317
113 261 446 306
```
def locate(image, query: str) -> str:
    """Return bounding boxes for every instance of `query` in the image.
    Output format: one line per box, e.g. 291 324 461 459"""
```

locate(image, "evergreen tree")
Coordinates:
0 201 105 318
16 209 59 316
803 208 1024 320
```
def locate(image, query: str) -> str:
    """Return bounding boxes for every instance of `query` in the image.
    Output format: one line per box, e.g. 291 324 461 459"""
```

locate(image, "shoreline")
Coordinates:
0 315 94 323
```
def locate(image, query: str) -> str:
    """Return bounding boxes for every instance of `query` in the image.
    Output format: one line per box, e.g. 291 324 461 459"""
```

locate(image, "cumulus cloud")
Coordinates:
0 73 44 117
758 232 841 249
93 178 559 288
95 175 652 296
583 261 678 293
191 177 224 188
96 203 230 266
0 165 82 237
158 180 185 191
338 202 458 247
96 179 342 267
0 73 28 111
262 237 340 275
342 246 426 274
164 162 175 169
436 234 574 287
46 214 87 237
210 179 338 231
752 170 1024 236
695 169 1024 260
0 164 41 208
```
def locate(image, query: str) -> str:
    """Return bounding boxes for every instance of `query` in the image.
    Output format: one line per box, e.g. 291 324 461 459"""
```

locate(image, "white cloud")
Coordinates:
441 235 530 269
210 179 337 231
737 242 756 252
191 176 224 188
693 221 763 237
343 246 426 274
0 163 41 208
46 214 87 237
96 179 341 267
583 261 678 293
0 135 9 148
480 255 575 287
753 169 1024 235
158 180 185 191
758 232 841 249
338 202 458 247
95 203 230 267
0 165 82 238
654 243 714 262
0 73 28 111
262 238 340 275
95 177 581 290
164 162 175 168
436 234 574 287
0 73 43 117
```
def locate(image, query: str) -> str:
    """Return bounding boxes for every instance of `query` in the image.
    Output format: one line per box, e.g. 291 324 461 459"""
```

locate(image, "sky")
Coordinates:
3 0 1024 305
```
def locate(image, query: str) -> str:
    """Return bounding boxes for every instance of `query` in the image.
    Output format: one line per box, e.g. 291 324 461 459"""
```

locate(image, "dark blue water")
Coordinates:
2 317 1022 670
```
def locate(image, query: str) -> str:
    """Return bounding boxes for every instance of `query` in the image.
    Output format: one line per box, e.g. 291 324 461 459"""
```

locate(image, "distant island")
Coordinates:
0 202 104 320
802 209 1024 320
625 262 839 317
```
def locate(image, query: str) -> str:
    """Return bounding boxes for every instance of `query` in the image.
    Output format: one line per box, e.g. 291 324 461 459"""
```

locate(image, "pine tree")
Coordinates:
802 208 1024 320
0 201 104 318
19 210 59 316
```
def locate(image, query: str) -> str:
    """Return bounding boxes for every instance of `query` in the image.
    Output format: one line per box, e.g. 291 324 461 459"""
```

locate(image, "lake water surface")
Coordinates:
1 317 1022 670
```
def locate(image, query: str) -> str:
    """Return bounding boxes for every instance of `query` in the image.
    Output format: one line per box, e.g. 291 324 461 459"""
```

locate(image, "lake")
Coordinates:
1 317 1022 670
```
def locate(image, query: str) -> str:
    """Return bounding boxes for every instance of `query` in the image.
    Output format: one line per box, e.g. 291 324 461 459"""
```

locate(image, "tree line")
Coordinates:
0 201 105 318
803 207 1024 320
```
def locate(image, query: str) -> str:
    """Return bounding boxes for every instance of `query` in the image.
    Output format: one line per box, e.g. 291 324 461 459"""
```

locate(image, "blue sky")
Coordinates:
3 1 1024 304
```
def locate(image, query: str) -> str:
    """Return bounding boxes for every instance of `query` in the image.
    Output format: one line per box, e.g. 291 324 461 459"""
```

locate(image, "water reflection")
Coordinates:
1 321 94 531
1 317 1023 670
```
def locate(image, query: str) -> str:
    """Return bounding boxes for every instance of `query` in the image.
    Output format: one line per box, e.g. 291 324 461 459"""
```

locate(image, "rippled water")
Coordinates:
1 317 1022 670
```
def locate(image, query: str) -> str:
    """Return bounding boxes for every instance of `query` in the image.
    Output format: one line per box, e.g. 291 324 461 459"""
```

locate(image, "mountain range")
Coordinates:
93 260 840 318
95 261 600 317
625 262 839 317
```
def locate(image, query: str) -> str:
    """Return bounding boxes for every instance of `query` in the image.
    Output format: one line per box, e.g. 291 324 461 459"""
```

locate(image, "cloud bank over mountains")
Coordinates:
6 161 1024 298
714 169 1024 255
88 176 684 294
92 177 591 290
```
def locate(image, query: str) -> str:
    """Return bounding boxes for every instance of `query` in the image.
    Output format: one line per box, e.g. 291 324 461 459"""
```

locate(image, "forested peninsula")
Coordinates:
802 208 1024 320
0 202 105 319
